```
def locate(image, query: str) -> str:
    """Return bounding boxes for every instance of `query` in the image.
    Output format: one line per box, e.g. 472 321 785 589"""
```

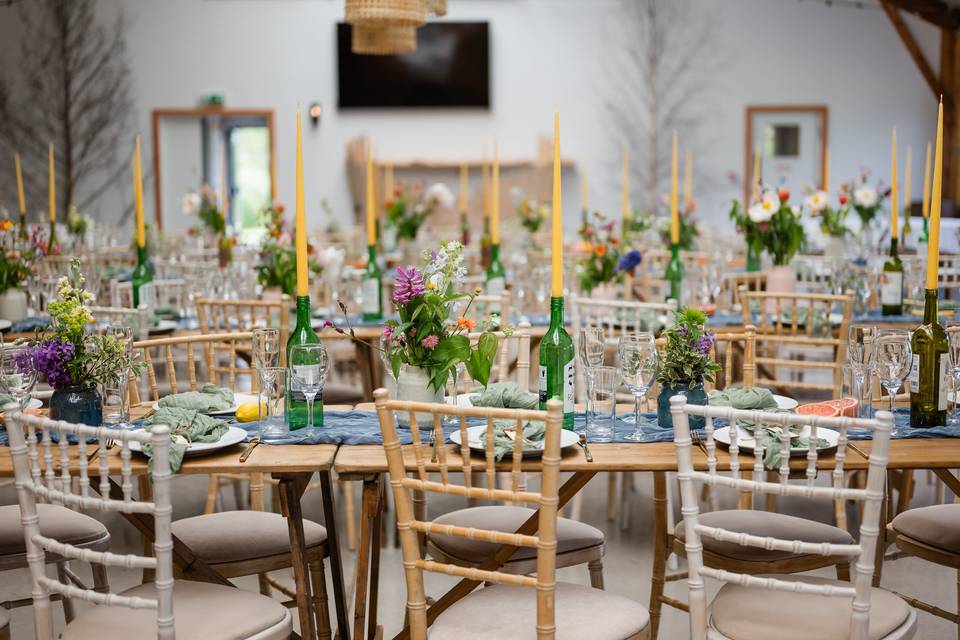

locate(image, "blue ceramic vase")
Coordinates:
49 385 103 426
657 381 707 430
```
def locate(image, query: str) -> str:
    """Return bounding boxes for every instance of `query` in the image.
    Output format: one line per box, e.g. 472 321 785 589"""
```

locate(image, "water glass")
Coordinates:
289 343 328 436
258 367 289 442
101 375 129 428
578 327 605 432
0 345 37 408
876 330 912 437
618 335 659 441
252 328 281 369
587 366 618 443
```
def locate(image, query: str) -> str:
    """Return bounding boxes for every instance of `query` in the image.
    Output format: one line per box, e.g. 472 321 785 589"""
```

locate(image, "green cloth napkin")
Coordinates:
470 382 544 460
708 387 827 469
157 384 234 413
142 407 228 472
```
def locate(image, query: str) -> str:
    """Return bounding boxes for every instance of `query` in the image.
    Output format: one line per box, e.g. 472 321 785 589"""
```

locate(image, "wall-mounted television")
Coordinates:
337 22 490 109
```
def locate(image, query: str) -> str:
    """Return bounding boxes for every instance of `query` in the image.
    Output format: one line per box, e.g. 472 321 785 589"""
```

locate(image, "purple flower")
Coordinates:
616 249 642 273
693 331 716 356
382 325 394 342
420 335 439 350
22 339 75 388
393 266 426 305
321 320 335 331
676 324 689 338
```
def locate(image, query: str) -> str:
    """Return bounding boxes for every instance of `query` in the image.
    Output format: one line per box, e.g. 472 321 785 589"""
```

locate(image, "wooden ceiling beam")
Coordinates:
880 0 953 105
881 0 960 31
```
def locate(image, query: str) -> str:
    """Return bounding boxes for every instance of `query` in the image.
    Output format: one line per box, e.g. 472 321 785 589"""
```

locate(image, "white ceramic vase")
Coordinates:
0 289 28 323
395 364 444 428
765 265 796 313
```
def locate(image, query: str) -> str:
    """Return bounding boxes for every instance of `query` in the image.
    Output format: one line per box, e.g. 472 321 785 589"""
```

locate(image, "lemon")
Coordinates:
236 401 265 423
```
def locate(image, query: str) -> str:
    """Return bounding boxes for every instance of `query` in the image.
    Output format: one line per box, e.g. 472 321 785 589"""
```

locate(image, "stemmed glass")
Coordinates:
875 330 912 437
1 345 37 409
288 343 328 436
847 324 876 418
618 335 659 441
253 328 281 369
578 328 605 433
946 322 960 425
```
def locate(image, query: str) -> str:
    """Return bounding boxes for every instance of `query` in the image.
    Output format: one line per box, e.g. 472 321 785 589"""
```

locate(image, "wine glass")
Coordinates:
946 322 960 425
618 335 659 440
252 328 281 370
1 345 37 408
875 330 912 437
847 324 876 418
288 344 328 436
578 327 605 433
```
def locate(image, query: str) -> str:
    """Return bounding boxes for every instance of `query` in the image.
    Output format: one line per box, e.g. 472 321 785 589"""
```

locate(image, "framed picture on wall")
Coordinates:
744 105 828 206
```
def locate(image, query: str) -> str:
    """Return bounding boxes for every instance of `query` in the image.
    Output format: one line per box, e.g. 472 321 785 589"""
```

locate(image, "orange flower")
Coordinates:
609 237 620 245
456 316 477 331
276 204 285 213
594 244 607 257
0 220 13 231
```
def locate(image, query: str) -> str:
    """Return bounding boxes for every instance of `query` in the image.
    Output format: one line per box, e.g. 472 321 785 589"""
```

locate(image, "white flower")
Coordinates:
182 192 201 215
853 185 878 208
805 190 829 212
424 183 455 212
790 205 800 216
748 189 780 223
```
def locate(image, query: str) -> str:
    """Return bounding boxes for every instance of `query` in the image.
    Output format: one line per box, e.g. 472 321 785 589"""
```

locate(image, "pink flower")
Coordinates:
383 325 394 342
420 335 439 350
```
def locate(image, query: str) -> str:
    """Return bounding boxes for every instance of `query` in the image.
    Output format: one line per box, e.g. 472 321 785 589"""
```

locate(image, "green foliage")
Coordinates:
763 203 805 266
656 307 721 387
728 200 764 257
577 211 623 294
517 197 548 234
816 205 850 238
658 210 699 250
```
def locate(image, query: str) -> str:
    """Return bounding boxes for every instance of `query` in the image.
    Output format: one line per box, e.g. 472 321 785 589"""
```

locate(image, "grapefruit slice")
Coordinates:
795 402 839 417
823 398 858 417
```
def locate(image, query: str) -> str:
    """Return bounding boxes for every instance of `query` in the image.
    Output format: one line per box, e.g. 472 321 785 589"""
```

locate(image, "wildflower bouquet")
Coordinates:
381 241 501 391
66 205 90 241
658 201 700 250
386 182 454 243
517 196 548 234
732 187 804 267
578 211 623 294
255 203 322 295
656 307 721 387
839 170 887 228
0 221 42 295
804 188 849 238
183 186 234 261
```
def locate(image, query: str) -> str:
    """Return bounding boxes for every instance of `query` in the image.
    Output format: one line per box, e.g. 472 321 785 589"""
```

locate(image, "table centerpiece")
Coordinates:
0 220 43 323
577 211 624 298
804 187 850 258
656 307 720 429
255 202 322 298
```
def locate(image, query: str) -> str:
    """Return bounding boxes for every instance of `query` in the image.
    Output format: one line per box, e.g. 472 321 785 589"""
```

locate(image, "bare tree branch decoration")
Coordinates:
0 0 132 220
602 0 722 213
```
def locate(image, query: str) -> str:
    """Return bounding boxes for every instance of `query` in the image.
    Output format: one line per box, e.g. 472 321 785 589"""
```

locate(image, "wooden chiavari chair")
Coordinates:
196 297 290 362
374 390 651 639
6 409 293 640
718 271 766 312
668 398 915 640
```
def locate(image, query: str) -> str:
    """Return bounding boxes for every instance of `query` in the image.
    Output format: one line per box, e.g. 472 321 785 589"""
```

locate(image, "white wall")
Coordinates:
1 0 943 241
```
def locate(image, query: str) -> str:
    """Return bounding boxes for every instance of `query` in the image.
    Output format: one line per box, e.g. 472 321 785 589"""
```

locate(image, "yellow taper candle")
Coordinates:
295 111 308 297
48 143 55 223
134 136 146 248
670 132 679 244
14 153 25 215
683 149 693 210
385 163 394 206
922 141 931 219
904 146 912 219
492 144 500 244
824 147 830 193
890 128 898 239
621 145 629 220
458 163 467 213
365 140 375 246
481 147 489 219
926 100 944 290
580 168 588 211
551 112 562 297
752 143 761 198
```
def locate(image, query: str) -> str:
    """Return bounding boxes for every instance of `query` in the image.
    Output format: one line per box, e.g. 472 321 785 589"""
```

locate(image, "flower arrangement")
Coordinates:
656 307 721 387
658 201 699 250
254 203 322 295
731 187 805 266
839 170 887 228
623 207 655 245
381 240 501 391
16 260 142 389
183 186 234 263
516 196 548 235
578 211 624 294
66 204 90 241
804 188 849 238
0 222 44 295
386 182 454 243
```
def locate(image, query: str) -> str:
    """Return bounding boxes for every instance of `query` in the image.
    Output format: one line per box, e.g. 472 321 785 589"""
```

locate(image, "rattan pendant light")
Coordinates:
345 0 425 55
351 22 418 55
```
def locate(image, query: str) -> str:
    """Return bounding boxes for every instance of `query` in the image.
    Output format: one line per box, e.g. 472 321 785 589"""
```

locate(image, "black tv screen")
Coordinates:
337 22 490 109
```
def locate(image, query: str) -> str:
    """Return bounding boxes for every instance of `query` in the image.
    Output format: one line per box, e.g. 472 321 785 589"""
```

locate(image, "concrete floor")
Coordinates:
0 469 956 639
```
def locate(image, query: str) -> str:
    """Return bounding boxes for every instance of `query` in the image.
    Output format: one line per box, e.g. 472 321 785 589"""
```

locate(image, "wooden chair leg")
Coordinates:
91 562 109 594
56 562 76 623
204 474 221 514
607 473 617 522
620 472 631 531
309 558 332 640
587 559 605 590
258 573 272 597
649 473 668 640
835 562 850 582
342 479 358 552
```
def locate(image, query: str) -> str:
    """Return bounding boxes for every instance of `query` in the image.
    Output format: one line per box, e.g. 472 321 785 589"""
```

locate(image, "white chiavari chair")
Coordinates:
374 390 651 639
88 304 150 340
669 397 916 640
6 408 293 640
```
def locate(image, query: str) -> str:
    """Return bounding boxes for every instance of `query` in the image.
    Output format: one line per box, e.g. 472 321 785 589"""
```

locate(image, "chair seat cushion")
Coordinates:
429 582 649 640
673 510 853 562
428 506 604 564
891 503 960 554
709 575 914 640
61 579 291 640
0 504 109 559
171 510 327 564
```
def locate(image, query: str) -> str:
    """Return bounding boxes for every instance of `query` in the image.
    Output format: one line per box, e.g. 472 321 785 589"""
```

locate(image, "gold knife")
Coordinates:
239 436 261 463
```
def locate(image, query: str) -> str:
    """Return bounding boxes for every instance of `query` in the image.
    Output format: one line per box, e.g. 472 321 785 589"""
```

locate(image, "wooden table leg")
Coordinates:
319 471 351 640
278 472 317 640
649 471 667 640
353 475 383 640
934 468 960 499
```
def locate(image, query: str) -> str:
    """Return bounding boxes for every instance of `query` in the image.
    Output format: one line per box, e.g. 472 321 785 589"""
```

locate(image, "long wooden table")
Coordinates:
334 438 960 640
0 440 351 640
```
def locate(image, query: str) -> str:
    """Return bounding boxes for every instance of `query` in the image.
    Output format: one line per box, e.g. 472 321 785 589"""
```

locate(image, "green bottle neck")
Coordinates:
366 245 381 275
294 295 312 325
136 244 149 266
490 243 500 263
548 296 565 328
888 237 900 260
923 288 939 325
669 243 681 262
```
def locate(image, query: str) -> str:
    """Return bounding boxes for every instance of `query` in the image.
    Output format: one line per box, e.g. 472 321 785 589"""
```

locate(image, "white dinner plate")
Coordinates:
153 392 258 416
449 425 579 458
0 398 43 410
0 320 12 331
772 394 799 410
445 394 475 408
712 424 839 457
127 425 248 457
151 320 178 334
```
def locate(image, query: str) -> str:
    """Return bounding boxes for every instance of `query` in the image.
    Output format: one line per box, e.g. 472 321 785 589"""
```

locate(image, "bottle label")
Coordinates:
908 352 949 411
881 272 903 306
485 276 505 314
362 278 380 314
538 361 574 415
909 354 919 393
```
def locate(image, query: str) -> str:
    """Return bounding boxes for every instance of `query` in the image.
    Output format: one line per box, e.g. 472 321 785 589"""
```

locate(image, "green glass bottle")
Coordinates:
361 244 383 321
480 216 492 271
47 221 58 253
286 295 322 429
131 244 153 308
881 237 904 315
18 213 27 242
538 296 574 429
919 217 929 244
665 243 684 302
485 243 506 316
910 288 948 427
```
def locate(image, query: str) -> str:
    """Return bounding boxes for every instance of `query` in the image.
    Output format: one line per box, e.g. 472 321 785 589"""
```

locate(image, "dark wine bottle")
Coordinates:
881 237 903 315
286 295 322 429
909 288 948 427
538 296 574 429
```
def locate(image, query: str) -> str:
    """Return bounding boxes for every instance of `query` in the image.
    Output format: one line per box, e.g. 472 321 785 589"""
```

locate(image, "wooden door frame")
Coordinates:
150 107 276 229
744 104 829 206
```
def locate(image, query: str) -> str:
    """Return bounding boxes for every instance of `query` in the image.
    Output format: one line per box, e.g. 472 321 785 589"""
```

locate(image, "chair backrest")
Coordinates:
670 396 893 640
469 289 512 326
195 297 289 361
571 295 678 342
129 331 254 404
719 272 766 312
7 408 174 640
88 304 150 340
111 279 188 312
374 389 563 639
